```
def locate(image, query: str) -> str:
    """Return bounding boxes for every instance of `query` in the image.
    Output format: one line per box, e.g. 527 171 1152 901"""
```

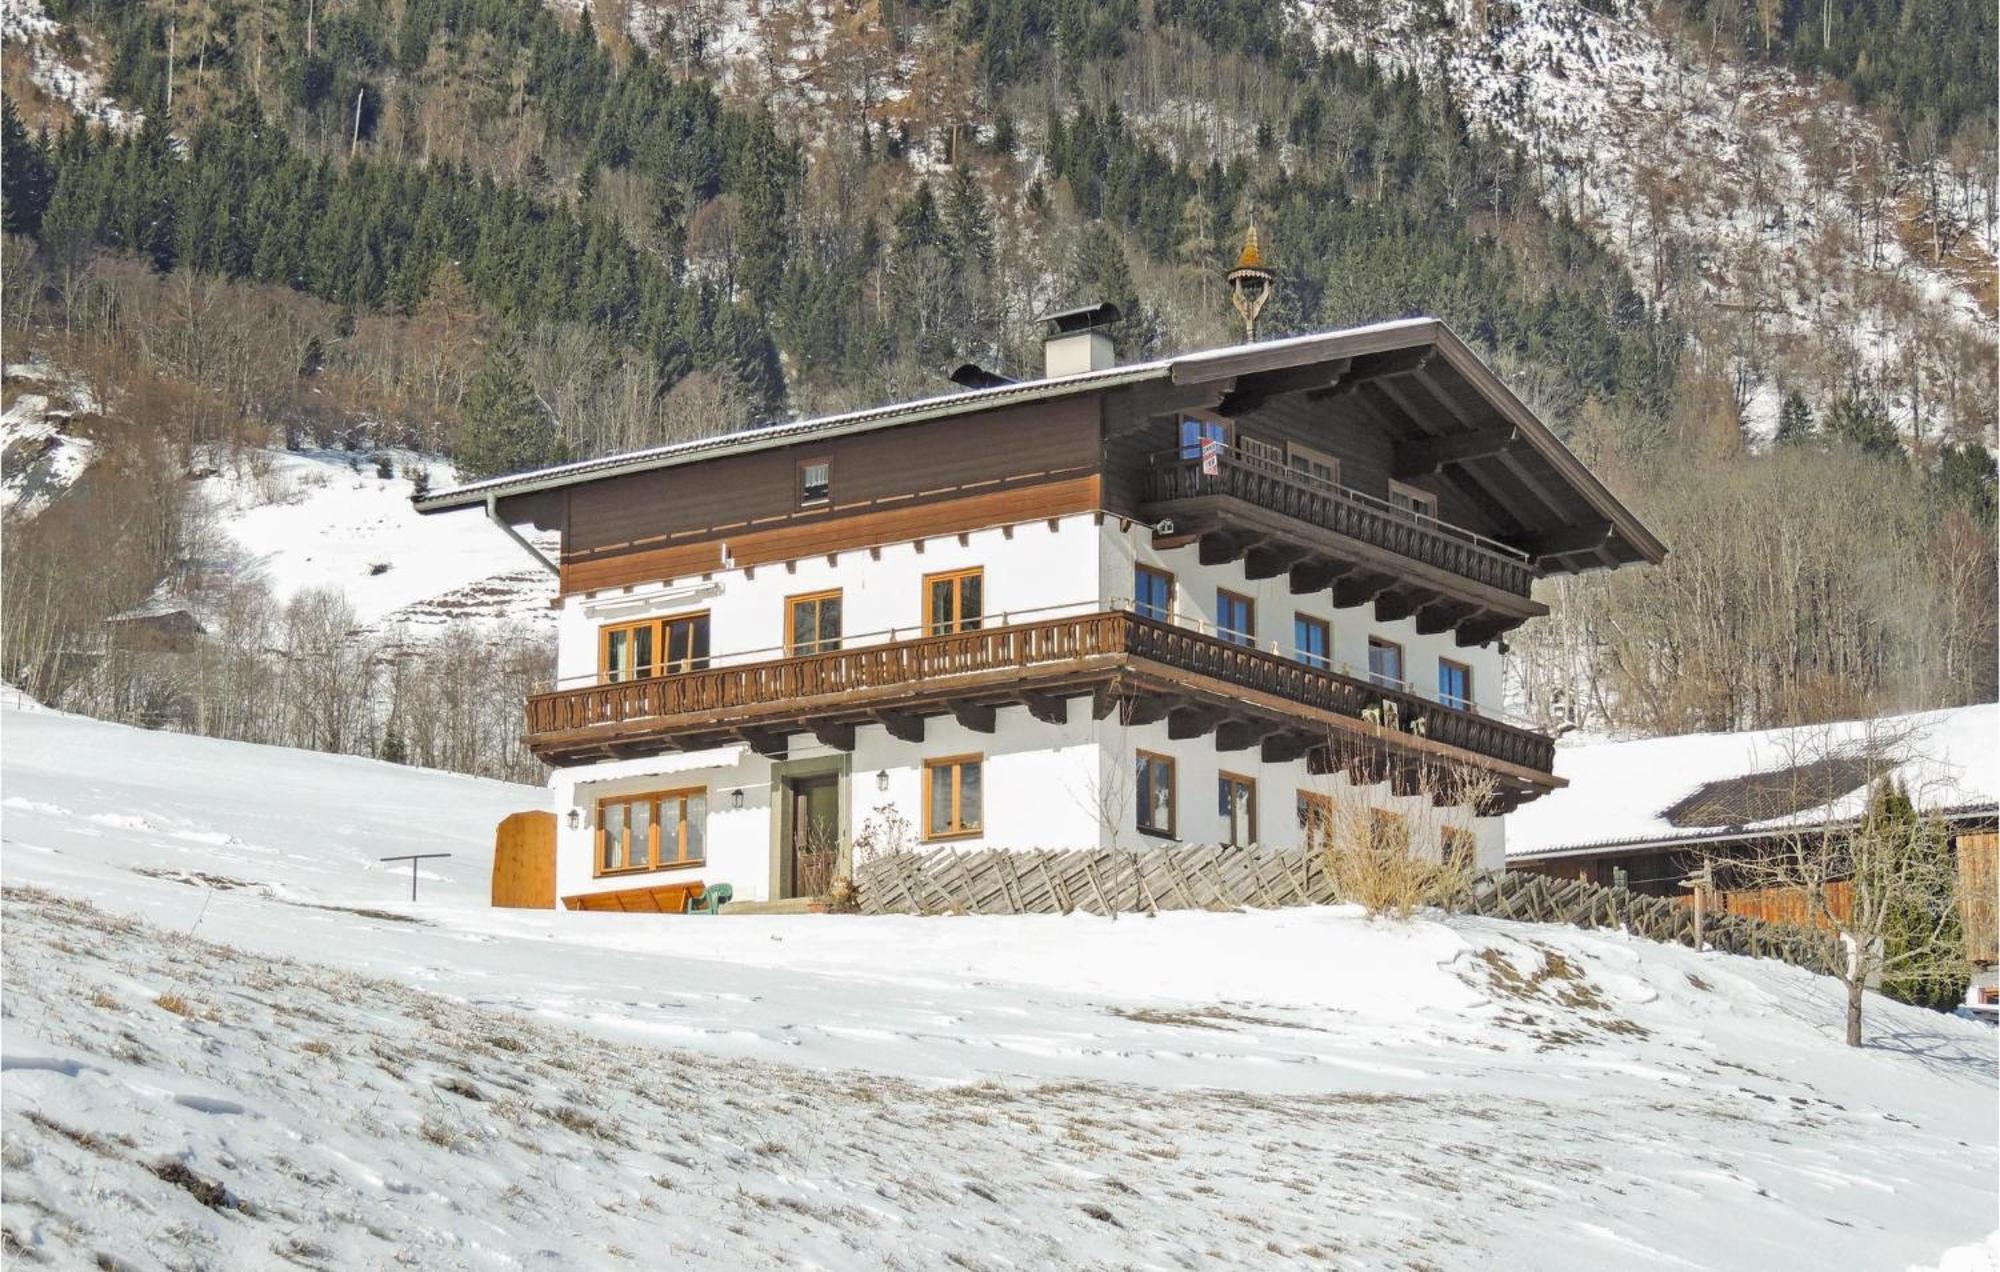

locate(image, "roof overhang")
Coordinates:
414 317 1665 572
1508 803 2000 863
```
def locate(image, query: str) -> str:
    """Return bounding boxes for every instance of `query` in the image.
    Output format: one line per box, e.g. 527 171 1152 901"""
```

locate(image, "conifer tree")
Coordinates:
456 342 562 480
1775 389 1816 445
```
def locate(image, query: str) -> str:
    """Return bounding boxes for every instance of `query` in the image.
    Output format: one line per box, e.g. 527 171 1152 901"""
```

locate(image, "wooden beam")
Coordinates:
1414 599 1478 637
1519 521 1615 560
811 722 856 752
1374 588 1430 623
1198 530 1259 566
1022 692 1069 726
951 702 996 733
1216 719 1280 751
1243 542 1314 580
1456 616 1514 647
1168 705 1220 740
1122 695 1171 727
873 711 925 744
1214 359 1353 414
1288 558 1351 594
1331 572 1395 608
1393 428 1517 478
1091 685 1119 721
1261 732 1318 764
739 728 791 759
1323 346 1435 397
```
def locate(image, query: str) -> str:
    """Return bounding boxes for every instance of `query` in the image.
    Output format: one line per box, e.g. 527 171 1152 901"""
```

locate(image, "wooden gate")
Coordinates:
491 810 557 909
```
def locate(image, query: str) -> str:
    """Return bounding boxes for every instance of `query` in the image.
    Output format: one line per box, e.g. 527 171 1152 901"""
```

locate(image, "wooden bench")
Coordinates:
563 881 706 914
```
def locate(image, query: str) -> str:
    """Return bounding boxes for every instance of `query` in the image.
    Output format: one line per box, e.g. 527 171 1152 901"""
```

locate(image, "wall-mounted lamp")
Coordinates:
875 769 890 793
731 788 745 810
566 808 581 831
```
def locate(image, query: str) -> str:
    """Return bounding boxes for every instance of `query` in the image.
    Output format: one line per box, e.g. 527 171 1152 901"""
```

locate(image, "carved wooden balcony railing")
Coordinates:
1144 452 1537 599
524 610 1556 783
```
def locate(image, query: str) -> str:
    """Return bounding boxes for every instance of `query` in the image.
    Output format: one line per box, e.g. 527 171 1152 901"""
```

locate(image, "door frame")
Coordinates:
767 754 849 899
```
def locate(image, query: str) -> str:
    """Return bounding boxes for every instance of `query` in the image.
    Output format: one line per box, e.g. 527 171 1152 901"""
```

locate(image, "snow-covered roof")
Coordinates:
1507 704 2000 860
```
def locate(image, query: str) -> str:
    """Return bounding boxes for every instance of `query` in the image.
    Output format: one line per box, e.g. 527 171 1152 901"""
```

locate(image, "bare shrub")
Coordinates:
1305 743 1493 920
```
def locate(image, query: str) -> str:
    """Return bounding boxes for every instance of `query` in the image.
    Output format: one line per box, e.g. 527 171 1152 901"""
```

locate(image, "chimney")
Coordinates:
1041 302 1121 377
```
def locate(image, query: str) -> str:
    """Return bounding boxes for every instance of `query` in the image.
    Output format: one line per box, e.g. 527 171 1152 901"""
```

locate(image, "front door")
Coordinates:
787 775 841 898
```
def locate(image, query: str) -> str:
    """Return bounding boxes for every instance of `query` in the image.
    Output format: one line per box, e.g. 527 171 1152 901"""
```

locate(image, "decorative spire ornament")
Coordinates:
1226 222 1277 341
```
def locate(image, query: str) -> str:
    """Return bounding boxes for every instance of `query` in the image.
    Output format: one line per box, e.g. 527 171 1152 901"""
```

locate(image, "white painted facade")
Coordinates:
547 512 1511 905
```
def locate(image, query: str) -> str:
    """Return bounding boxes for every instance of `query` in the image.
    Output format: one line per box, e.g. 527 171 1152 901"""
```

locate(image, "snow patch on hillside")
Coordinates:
2 363 99 518
199 448 556 632
1294 0 1996 442
1 702 1995 1267
0 0 138 130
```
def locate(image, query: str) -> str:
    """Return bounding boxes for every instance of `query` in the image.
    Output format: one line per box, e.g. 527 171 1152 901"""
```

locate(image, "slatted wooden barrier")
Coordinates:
856 847 1841 975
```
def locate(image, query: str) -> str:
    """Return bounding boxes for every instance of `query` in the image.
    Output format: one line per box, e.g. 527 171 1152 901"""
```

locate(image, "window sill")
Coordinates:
922 828 983 843
1137 826 1178 841
593 859 706 879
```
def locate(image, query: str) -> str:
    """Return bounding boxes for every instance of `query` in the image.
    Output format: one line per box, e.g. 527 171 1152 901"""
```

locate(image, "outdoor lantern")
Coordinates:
876 769 890 793
566 808 580 831
731 788 745 810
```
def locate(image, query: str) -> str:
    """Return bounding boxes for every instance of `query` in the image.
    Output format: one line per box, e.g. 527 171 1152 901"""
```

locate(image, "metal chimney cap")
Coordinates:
1041 302 1122 335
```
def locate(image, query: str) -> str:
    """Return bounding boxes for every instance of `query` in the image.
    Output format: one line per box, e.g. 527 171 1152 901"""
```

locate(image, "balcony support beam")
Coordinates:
1331 572 1397 609
1244 542 1314 580
1393 428 1518 478
1022 692 1069 726
1167 706 1220 741
1261 731 1319 764
740 728 791 759
873 711 925 744
951 702 997 734
1216 719 1283 752
1415 599 1480 637
1120 694 1172 728
1288 557 1352 594
812 722 856 752
1197 529 1261 566
1374 587 1430 623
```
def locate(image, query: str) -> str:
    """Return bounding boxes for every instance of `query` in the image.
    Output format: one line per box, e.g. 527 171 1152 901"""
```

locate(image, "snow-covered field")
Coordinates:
2 701 1995 1267
199 448 555 632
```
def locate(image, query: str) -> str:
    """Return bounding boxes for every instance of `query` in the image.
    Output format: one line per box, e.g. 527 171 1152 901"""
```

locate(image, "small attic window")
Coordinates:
798 458 831 507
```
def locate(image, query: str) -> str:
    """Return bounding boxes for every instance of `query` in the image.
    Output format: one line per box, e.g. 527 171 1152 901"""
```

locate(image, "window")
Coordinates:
1177 416 1231 459
798 458 832 506
1297 790 1334 842
1438 658 1473 710
923 755 984 840
1135 566 1174 622
1218 773 1257 846
1294 614 1331 670
600 613 710 683
1441 826 1477 869
1368 809 1410 854
1240 435 1284 469
1136 751 1176 837
1287 442 1339 487
926 568 984 635
596 788 707 875
1216 589 1255 647
1387 480 1438 520
1367 637 1404 689
787 590 842 655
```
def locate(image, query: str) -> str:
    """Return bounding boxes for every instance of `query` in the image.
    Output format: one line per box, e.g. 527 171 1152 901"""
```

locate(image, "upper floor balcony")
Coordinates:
524 605 1560 812
1140 447 1546 645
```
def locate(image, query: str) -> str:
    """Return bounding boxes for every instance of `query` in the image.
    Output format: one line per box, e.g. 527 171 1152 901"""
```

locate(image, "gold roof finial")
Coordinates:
1226 220 1276 341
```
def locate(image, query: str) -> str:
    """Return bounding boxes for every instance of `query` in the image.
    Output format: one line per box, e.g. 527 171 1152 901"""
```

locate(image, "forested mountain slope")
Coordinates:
0 0 1992 771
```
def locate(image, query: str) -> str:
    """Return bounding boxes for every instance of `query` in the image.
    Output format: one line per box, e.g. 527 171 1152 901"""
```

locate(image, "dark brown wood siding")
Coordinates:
559 395 1102 593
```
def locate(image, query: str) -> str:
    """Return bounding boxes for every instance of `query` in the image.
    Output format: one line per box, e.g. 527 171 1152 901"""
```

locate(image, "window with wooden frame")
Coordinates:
1240 434 1285 469
595 787 707 876
1286 441 1340 488
1216 589 1255 647
1297 790 1334 844
1136 751 1176 837
1438 658 1473 711
1294 614 1331 670
1218 772 1257 846
1135 565 1174 622
1368 809 1410 854
925 568 984 635
786 590 843 655
1440 826 1477 868
923 755 984 840
1387 479 1438 520
1367 637 1404 689
1177 416 1231 459
599 613 711 683
797 457 832 507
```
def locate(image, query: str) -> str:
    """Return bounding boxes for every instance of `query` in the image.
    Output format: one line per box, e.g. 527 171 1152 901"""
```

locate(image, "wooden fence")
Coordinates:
856 846 1840 975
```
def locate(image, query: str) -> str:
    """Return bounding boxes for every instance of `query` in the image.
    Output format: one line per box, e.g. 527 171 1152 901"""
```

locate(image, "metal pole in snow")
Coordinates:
379 853 452 903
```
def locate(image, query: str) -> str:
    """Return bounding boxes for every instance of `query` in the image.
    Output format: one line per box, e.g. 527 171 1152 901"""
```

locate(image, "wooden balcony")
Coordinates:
1142 451 1546 645
524 611 1560 810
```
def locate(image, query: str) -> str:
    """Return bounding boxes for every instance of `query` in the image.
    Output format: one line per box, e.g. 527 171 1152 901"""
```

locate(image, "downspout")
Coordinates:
487 493 560 577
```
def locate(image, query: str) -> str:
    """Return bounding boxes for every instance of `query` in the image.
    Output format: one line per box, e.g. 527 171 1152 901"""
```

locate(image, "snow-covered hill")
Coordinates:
2 702 1994 1267
198 448 555 633
1297 0 1996 441
1 364 99 519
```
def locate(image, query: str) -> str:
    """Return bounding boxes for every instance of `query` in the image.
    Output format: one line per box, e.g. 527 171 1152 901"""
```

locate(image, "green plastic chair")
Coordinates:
688 883 732 914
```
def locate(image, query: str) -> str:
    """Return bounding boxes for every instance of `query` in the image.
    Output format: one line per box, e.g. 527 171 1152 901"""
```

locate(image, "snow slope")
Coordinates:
1 703 1995 1267
1 364 98 519
199 448 556 633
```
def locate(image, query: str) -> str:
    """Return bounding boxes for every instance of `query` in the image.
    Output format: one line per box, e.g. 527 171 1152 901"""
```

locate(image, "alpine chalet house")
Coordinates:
417 272 1663 909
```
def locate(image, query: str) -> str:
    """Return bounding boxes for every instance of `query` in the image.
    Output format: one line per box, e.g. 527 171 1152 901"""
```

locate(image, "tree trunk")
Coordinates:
1845 974 1864 1047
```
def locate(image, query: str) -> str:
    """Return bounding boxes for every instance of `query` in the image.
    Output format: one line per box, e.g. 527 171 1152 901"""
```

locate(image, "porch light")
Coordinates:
731 788 744 810
876 769 890 793
566 808 580 831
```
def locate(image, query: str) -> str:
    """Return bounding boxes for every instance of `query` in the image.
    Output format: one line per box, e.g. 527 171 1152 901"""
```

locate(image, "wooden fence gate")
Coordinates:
491 810 557 909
